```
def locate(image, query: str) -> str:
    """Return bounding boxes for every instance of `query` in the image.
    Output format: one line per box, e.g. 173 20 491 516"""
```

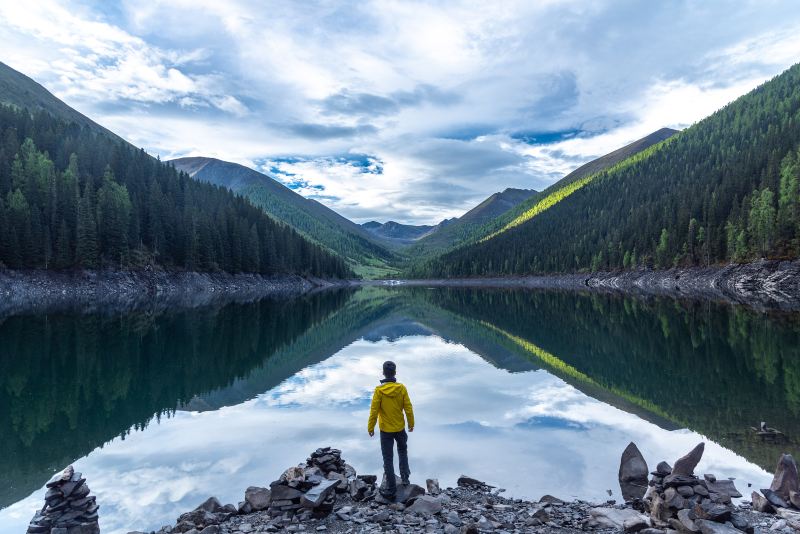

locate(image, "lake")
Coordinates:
1 287 799 534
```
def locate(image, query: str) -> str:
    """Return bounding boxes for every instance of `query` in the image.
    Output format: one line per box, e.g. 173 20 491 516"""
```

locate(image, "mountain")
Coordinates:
407 188 538 255
0 61 127 145
169 157 396 277
0 62 349 278
361 220 436 243
415 63 800 277
476 128 678 242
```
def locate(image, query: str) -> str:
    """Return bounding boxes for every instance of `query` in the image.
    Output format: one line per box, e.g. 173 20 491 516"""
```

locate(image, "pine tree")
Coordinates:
76 182 99 268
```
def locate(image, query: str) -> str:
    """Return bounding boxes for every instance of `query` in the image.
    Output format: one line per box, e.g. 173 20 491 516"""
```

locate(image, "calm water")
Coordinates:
1 287 799 533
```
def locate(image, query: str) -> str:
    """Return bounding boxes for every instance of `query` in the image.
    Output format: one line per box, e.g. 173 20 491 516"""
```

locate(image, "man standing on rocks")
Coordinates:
367 360 415 501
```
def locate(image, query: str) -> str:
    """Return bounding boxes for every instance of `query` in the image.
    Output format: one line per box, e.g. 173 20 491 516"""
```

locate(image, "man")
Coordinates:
367 360 414 500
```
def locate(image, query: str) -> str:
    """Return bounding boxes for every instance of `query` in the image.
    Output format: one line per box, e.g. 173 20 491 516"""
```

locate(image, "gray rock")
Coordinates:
657 462 673 475
695 520 741 534
195 498 224 513
677 509 700 532
693 501 733 523
678 486 695 498
270 485 303 502
790 490 800 509
539 495 564 505
770 454 799 502
694 485 710 497
673 443 705 476
444 524 458 534
776 508 800 531
395 483 426 504
301 479 338 508
762 488 790 509
446 510 462 526
370 510 390 523
665 474 700 488
244 486 271 511
407 495 443 515
706 479 741 499
752 491 775 514
620 442 650 502
770 519 788 531
199 527 220 534
664 487 686 509
457 476 486 488
426 478 441 495
623 516 649 533
588 508 649 530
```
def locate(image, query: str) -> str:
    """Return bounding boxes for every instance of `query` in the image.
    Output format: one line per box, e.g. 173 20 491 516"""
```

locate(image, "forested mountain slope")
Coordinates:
0 64 350 278
406 188 537 256
0 61 126 144
170 157 396 277
415 63 800 277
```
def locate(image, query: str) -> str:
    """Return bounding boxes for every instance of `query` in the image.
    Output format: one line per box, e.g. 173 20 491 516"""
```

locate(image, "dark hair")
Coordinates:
383 360 396 377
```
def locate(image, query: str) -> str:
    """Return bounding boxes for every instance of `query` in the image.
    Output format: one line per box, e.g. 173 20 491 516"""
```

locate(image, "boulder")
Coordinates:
349 479 369 501
426 478 441 495
751 491 775 514
620 442 650 502
244 486 271 511
790 490 800 509
695 520 741 534
301 479 338 508
770 454 799 502
762 488 790 509
587 507 649 529
406 495 443 515
672 443 705 476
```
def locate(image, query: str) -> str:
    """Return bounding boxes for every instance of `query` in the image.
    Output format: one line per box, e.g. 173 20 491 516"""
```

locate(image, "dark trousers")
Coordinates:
380 430 410 495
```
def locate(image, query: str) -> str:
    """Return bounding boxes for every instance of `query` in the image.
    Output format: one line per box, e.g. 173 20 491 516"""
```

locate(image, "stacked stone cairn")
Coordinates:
27 465 100 534
750 453 800 530
643 442 756 533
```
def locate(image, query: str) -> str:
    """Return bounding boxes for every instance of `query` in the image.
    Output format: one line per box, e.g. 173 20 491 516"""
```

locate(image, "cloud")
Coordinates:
320 84 460 118
2 0 800 223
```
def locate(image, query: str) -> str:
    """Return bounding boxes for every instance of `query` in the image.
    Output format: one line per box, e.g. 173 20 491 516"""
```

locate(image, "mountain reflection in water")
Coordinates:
1 287 798 534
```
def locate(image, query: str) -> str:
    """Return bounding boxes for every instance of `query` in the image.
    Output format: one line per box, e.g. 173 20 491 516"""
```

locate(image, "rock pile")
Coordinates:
644 442 753 533
27 465 100 534
750 453 800 528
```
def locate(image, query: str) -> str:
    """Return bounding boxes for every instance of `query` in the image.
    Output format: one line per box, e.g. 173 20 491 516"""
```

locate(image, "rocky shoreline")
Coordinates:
102 444 797 534
0 268 346 317
387 259 800 311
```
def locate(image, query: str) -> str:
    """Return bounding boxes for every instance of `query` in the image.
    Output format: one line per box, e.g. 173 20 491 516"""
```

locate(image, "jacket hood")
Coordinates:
376 382 404 397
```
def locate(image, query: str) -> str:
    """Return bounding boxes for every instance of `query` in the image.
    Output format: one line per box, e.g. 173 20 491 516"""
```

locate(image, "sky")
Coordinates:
1 1 800 224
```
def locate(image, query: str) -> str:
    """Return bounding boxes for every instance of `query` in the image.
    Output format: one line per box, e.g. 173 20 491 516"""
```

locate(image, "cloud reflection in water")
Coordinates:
0 334 772 534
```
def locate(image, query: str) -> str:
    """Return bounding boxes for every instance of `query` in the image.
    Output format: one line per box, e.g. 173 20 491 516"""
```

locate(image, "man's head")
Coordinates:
382 360 396 378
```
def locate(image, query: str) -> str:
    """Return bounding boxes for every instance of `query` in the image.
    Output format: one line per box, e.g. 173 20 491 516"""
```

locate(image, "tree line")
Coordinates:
414 63 800 277
0 105 351 277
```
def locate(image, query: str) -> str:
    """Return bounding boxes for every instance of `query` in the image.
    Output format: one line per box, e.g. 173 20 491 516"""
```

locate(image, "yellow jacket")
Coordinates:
367 381 414 433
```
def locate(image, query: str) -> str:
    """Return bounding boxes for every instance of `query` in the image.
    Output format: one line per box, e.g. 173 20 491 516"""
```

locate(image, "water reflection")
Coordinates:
1 287 798 534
